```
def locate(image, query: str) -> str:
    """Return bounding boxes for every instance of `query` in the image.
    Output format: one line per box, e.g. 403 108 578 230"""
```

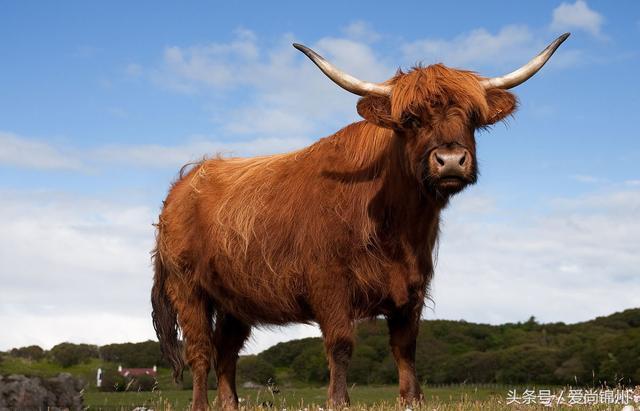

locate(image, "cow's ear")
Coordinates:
482 88 518 126
357 95 399 129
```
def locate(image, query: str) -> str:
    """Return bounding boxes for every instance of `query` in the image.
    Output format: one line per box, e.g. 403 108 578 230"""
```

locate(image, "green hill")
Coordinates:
257 309 640 386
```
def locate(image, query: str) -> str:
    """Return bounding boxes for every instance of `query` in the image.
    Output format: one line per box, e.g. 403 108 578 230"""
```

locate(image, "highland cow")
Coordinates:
152 33 570 410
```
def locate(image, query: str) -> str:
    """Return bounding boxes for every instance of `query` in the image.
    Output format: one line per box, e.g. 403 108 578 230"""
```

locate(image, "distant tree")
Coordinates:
523 316 539 331
554 355 586 383
291 345 329 383
10 345 45 361
50 342 98 367
99 340 165 368
370 355 398 384
494 345 561 384
237 355 275 385
258 337 323 368
347 345 378 384
186 309 640 386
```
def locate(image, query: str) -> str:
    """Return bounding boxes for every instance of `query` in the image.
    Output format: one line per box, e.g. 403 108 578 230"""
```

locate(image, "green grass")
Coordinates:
3 358 636 410
82 385 630 410
83 386 499 409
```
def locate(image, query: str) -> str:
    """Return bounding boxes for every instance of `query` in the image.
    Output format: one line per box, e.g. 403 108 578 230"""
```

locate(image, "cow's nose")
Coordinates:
430 147 470 176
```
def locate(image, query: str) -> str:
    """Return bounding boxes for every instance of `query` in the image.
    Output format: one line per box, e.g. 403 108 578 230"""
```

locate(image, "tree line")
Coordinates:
3 340 167 369
257 308 640 386
2 308 639 387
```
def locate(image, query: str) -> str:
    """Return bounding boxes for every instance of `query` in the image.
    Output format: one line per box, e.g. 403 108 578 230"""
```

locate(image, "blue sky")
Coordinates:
0 1 639 352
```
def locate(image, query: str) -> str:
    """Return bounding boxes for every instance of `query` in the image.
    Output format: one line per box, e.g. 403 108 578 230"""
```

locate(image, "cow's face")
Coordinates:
294 33 568 199
356 65 517 198
399 96 480 197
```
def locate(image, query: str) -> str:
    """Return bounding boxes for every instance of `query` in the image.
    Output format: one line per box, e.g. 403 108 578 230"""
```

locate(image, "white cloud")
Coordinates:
0 132 83 171
124 63 143 78
0 131 310 171
402 25 535 68
571 174 607 184
0 191 157 350
93 136 311 168
106 107 129 119
430 187 640 325
551 0 605 38
0 312 154 350
149 29 393 139
151 28 260 93
342 21 381 43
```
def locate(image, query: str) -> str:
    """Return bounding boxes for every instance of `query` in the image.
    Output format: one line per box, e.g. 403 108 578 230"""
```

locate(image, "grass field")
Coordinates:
83 385 499 409
3 357 637 410
83 385 638 410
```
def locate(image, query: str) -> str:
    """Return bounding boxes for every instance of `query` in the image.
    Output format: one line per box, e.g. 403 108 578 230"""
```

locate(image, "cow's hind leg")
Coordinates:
213 312 251 411
387 305 423 404
172 285 215 411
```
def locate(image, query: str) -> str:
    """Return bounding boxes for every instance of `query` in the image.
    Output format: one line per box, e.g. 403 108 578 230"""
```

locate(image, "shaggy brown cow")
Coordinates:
152 33 570 410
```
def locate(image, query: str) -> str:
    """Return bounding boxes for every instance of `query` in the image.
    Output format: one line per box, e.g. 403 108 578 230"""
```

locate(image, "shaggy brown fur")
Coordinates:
151 64 517 410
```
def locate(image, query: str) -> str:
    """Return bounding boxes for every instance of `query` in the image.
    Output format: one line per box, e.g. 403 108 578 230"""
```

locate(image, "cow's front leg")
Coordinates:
387 305 423 404
320 316 354 407
311 277 355 408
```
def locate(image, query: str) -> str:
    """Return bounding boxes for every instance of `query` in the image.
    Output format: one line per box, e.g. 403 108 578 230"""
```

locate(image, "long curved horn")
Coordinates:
481 33 570 89
293 43 392 97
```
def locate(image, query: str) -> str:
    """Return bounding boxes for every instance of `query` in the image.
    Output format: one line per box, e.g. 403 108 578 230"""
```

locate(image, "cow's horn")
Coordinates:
293 43 392 97
480 33 570 90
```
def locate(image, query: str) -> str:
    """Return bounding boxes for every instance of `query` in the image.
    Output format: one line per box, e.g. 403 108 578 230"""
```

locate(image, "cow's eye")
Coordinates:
402 114 421 129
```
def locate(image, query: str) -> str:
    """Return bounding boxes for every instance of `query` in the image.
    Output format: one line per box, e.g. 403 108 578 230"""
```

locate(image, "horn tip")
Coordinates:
292 43 306 51
555 33 571 46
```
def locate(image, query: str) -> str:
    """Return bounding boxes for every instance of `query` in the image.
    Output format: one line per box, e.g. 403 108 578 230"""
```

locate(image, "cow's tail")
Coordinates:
151 246 185 382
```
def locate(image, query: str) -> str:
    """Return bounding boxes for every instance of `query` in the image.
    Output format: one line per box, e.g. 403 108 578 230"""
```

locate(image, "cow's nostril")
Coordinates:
435 154 445 166
459 153 466 166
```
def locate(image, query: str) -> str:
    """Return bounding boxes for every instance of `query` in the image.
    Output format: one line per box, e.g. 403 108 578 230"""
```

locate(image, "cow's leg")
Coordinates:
212 312 251 411
172 286 215 411
387 306 423 404
310 284 354 408
317 309 354 407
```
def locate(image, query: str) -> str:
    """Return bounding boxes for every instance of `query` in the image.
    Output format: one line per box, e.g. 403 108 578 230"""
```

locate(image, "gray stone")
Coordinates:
0 373 83 410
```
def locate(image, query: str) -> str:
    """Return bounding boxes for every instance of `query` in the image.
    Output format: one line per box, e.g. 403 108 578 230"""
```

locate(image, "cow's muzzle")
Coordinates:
427 146 475 194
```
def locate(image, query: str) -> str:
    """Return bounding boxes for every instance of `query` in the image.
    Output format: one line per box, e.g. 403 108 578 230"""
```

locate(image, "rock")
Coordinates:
0 373 84 410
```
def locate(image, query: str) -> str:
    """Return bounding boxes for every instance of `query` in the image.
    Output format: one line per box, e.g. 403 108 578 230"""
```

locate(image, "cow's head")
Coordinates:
294 33 569 199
